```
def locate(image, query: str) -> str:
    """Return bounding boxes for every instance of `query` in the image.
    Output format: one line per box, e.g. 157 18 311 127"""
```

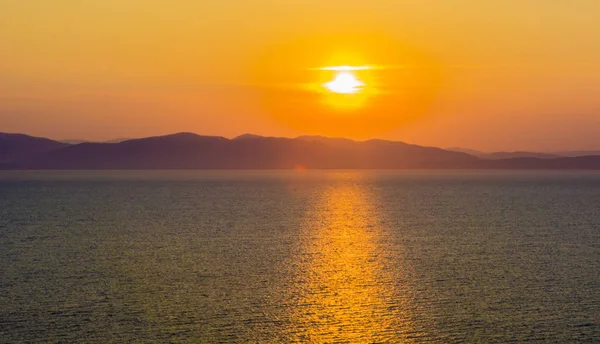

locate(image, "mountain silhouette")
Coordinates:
448 147 561 159
233 133 267 140
60 138 133 145
447 147 487 157
2 132 600 170
486 151 561 160
0 133 69 164
554 150 600 157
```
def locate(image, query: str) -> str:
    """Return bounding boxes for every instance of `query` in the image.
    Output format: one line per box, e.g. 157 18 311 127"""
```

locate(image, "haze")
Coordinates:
1 0 599 152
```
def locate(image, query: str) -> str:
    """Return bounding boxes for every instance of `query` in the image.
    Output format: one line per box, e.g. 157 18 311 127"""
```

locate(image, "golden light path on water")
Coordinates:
287 176 414 342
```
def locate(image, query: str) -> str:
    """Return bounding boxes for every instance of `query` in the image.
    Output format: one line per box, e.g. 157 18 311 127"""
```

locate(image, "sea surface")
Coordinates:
0 170 599 343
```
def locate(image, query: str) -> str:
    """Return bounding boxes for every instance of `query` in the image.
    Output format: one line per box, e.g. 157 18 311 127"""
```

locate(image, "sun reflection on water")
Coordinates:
288 178 412 342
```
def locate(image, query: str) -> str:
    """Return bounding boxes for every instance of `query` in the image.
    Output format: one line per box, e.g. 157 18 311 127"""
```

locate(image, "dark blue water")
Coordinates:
1 171 599 342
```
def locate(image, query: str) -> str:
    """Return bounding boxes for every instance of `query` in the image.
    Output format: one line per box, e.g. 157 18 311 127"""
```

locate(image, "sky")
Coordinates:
1 0 600 151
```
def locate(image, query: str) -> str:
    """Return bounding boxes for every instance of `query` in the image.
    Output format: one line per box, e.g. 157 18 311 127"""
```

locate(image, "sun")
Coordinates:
324 71 365 94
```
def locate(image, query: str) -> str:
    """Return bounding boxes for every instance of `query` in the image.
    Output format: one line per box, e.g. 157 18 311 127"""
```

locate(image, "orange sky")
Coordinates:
1 0 599 151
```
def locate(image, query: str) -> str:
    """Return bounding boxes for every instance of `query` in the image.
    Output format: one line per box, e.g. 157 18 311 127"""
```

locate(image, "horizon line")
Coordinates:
3 131 600 154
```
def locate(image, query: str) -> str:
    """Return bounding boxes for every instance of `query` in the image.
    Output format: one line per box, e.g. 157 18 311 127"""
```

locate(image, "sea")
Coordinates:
0 170 599 343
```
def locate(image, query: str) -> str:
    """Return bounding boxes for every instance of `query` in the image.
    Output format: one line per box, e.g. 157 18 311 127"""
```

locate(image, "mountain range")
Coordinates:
1 132 600 170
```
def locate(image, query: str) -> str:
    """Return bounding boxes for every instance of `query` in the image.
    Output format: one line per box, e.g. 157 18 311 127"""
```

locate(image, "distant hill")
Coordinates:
60 138 132 144
296 135 357 144
0 133 69 164
447 147 487 157
3 132 600 170
486 151 561 160
483 156 600 169
233 133 265 140
4 132 477 169
448 147 561 159
60 139 88 145
553 151 600 157
104 138 133 144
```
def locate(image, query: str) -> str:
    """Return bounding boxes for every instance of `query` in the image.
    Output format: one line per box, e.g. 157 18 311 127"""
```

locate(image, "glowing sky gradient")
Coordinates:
1 0 599 151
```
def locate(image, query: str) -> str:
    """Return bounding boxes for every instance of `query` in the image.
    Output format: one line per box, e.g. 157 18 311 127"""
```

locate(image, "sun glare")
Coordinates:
320 65 373 71
324 71 365 94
